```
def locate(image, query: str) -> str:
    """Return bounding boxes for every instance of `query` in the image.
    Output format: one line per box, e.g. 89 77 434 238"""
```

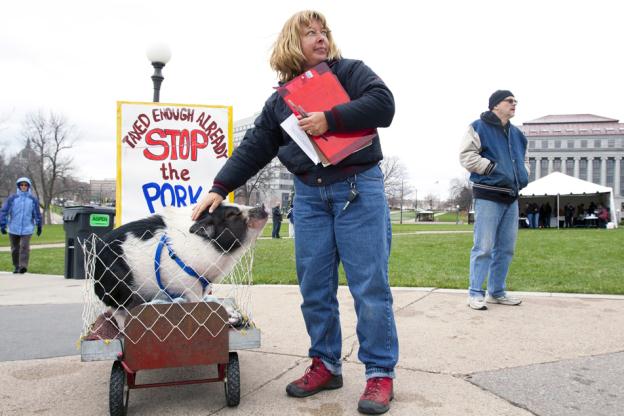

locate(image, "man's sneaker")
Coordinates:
358 377 393 414
286 357 343 398
486 294 522 305
468 296 487 310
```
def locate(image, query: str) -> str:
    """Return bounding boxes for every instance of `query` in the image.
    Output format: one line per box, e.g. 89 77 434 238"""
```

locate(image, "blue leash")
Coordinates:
154 234 211 300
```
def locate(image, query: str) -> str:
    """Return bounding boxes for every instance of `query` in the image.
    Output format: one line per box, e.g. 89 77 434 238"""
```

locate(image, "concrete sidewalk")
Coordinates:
1 272 623 415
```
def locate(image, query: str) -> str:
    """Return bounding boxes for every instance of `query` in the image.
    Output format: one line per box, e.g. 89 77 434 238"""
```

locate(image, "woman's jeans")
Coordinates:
293 165 398 379
469 198 519 298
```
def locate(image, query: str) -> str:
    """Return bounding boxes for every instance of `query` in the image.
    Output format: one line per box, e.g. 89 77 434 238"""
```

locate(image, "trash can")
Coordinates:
468 211 475 224
63 206 115 279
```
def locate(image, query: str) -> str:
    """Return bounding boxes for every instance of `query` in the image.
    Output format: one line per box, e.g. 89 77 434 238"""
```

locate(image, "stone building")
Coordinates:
520 114 624 215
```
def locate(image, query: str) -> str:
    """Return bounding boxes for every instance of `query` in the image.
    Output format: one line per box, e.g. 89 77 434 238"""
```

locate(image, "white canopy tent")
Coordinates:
519 172 617 228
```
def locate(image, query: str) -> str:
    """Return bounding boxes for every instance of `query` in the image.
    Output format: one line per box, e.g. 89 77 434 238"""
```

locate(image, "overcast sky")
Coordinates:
1 0 622 198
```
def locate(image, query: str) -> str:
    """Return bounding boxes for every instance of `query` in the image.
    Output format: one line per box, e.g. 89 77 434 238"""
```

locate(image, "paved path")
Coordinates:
1 273 623 415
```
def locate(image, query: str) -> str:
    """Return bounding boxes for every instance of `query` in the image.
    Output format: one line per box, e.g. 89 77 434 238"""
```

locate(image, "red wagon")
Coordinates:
81 300 261 416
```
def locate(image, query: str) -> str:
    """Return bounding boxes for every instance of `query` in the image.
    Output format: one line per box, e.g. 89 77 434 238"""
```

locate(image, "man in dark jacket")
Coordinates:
271 205 282 238
564 203 576 228
0 177 43 274
459 90 529 310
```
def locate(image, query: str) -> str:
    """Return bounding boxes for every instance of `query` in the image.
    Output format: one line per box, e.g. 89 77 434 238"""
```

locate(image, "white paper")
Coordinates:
280 114 320 164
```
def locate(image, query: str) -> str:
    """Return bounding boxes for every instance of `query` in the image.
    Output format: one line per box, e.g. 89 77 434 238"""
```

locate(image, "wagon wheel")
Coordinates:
224 352 240 406
110 361 129 416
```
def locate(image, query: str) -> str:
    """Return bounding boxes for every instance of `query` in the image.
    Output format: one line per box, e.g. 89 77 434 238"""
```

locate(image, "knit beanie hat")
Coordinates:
488 90 514 110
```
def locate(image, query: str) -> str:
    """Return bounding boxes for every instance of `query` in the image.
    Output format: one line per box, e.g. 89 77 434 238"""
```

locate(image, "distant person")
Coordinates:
271 205 282 238
537 202 552 228
191 10 398 414
287 202 295 238
597 204 610 228
575 203 586 225
564 203 575 228
527 202 539 229
459 90 529 310
0 177 43 274
542 202 552 228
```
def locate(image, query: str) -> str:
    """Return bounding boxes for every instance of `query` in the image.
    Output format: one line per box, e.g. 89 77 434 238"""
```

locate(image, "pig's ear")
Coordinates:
190 216 214 239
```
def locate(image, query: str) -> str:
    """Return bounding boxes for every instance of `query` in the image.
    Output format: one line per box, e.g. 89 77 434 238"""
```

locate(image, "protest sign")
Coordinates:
117 101 232 225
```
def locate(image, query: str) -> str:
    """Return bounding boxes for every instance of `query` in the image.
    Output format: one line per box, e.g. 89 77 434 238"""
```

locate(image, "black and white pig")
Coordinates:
91 203 268 330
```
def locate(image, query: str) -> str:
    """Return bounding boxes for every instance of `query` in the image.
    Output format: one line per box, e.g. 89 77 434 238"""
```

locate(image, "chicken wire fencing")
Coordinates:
79 229 257 345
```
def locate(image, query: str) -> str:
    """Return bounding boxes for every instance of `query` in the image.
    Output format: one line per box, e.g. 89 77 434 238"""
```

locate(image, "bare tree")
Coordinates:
20 111 76 224
234 159 281 205
0 111 10 133
423 193 439 210
0 148 10 200
56 177 91 204
2 145 35 200
380 156 410 205
0 115 10 198
449 177 473 211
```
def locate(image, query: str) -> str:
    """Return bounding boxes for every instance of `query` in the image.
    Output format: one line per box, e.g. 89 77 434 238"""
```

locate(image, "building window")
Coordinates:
580 140 587 148
579 158 588 180
592 158 601 184
567 140 574 149
594 139 601 148
529 140 535 149
553 158 562 172
529 158 536 181
554 140 561 149
541 140 549 149
540 158 548 175
608 139 615 148
566 159 575 176
606 158 615 188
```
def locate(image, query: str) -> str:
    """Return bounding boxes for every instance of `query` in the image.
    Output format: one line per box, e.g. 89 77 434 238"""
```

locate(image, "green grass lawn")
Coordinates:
434 212 467 222
392 223 472 232
0 247 66 275
2 225 622 294
0 224 66 246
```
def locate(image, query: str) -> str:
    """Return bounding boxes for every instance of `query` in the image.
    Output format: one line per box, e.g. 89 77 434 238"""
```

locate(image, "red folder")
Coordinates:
277 62 376 165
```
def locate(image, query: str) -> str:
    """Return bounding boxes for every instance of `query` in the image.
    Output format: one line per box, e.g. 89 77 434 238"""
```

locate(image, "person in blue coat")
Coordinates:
0 177 42 274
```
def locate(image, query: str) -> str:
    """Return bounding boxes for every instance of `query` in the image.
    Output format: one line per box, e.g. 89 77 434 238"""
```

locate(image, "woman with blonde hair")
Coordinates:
193 10 397 414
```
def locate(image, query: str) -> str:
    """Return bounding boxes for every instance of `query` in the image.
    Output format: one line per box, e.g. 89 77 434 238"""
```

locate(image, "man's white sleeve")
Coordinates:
459 125 492 175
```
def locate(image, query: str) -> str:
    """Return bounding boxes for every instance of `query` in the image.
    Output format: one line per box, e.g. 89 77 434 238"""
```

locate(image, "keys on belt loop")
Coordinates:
343 178 359 211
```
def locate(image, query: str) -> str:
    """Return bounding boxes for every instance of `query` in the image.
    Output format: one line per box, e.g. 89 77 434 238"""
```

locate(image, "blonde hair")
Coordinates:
270 10 341 83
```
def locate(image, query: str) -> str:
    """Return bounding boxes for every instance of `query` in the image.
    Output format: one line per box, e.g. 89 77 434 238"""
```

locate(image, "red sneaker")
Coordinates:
286 357 343 397
357 377 394 414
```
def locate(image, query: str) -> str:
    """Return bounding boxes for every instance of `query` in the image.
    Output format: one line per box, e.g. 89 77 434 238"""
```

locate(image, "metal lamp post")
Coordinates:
399 180 404 225
146 43 172 102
